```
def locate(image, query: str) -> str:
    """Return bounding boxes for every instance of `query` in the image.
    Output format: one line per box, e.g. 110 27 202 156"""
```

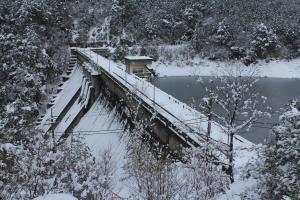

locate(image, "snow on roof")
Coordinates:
125 56 153 61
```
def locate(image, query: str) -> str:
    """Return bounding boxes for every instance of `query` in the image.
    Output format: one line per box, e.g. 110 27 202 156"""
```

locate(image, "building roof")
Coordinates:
125 56 153 61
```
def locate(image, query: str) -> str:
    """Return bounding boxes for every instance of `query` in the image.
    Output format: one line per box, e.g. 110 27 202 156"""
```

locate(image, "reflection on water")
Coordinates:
153 76 300 144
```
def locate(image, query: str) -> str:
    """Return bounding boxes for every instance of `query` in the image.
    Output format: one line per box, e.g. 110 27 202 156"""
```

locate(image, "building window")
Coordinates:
132 68 144 74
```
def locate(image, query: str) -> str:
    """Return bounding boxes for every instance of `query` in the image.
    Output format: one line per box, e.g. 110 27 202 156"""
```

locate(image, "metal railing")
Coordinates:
69 42 105 48
133 71 153 79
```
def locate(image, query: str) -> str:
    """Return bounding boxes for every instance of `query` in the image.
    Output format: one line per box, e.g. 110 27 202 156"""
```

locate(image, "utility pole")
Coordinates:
107 17 111 45
50 108 56 153
207 96 213 139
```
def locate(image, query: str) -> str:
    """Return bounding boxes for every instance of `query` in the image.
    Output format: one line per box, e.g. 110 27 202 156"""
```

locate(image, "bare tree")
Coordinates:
121 74 230 199
121 83 183 199
123 126 182 200
180 145 230 200
204 64 270 182
95 146 116 199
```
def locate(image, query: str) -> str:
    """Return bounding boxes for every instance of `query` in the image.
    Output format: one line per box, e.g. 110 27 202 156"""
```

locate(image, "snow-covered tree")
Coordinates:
199 79 218 137
180 145 230 199
122 115 230 200
0 0 73 145
253 100 300 200
123 136 230 200
205 65 270 182
123 133 181 200
122 86 230 199
94 146 116 199
251 23 279 58
212 19 233 46
0 131 115 200
110 0 138 38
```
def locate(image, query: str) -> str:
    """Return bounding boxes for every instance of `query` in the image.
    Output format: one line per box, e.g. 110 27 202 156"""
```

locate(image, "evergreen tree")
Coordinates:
255 100 300 200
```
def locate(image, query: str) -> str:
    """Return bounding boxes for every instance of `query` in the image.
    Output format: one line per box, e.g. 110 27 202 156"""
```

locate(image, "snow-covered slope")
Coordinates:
74 96 125 154
54 77 92 134
151 58 300 78
74 96 129 197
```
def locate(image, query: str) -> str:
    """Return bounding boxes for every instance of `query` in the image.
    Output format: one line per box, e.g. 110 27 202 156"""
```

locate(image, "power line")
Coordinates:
37 113 113 126
183 120 273 130
58 131 124 137
54 129 125 137
172 113 276 126
181 116 274 127
181 116 208 122
55 128 124 134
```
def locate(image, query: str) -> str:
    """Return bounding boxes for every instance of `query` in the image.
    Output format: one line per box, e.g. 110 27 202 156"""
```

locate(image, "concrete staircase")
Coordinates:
37 54 81 128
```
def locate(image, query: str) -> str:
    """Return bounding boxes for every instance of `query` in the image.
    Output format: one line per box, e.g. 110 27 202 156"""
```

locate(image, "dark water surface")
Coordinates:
153 76 300 144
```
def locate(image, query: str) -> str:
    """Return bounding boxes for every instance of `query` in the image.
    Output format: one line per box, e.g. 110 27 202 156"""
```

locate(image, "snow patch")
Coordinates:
5 104 16 114
34 193 77 200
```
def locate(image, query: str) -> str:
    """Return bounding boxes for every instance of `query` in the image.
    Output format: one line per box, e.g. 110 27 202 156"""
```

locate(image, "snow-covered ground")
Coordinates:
151 58 300 78
214 146 258 200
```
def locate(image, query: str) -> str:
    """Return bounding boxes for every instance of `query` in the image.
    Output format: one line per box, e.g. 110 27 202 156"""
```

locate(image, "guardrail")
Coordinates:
114 72 229 156
70 42 105 48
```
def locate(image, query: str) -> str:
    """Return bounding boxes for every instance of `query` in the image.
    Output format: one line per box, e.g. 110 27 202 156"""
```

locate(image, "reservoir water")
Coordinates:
153 76 300 144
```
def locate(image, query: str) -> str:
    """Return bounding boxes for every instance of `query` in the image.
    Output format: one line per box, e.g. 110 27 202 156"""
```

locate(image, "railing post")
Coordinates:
125 68 127 83
153 84 155 110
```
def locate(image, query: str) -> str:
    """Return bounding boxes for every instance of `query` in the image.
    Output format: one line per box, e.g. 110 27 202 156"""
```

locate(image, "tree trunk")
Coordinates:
228 131 234 183
207 97 213 138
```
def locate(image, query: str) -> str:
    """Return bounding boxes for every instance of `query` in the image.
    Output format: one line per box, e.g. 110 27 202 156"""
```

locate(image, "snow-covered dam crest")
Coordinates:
37 48 253 164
